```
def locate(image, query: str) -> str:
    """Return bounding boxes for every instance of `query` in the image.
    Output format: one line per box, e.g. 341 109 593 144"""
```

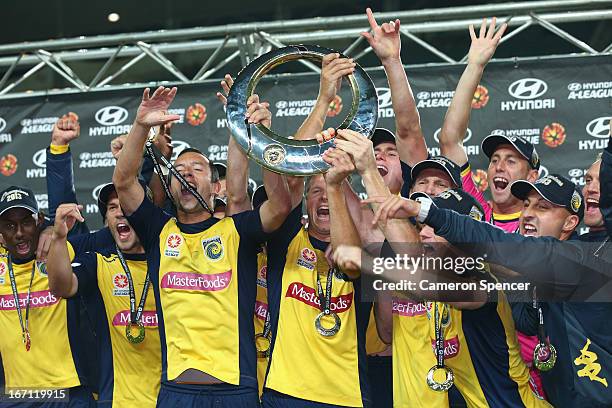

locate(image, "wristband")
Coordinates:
415 197 432 223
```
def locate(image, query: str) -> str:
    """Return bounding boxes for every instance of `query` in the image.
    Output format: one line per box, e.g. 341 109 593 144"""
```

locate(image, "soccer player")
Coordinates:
369 173 612 407
113 86 292 407
0 186 95 407
46 185 162 408
334 189 552 407
261 144 369 407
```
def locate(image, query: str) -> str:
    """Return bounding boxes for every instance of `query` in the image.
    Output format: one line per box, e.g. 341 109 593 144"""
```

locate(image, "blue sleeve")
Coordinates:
400 160 413 199
425 207 589 287
601 136 612 239
268 204 303 249
46 147 90 235
231 208 272 245
511 302 538 336
125 194 172 252
140 154 155 186
73 252 98 297
68 228 114 256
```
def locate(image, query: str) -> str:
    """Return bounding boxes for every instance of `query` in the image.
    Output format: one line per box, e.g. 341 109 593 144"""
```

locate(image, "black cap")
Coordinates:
0 186 39 217
251 185 268 209
98 181 152 221
411 156 463 188
213 162 227 180
410 189 484 221
482 133 540 170
371 128 396 147
511 174 584 219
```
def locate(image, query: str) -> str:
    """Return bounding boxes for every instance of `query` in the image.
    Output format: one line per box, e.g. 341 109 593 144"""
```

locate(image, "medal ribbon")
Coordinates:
316 268 334 316
434 303 447 369
115 247 150 325
7 257 36 351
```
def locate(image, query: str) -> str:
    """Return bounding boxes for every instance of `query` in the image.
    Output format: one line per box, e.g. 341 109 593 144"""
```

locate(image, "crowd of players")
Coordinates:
0 8 610 408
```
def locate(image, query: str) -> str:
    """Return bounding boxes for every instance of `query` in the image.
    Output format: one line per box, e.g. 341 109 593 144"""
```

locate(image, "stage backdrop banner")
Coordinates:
0 54 610 230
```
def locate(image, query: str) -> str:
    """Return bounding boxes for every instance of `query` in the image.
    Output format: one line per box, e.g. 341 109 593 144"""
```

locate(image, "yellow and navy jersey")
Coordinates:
254 250 268 397
365 307 388 355
426 292 551 408
392 297 450 408
0 246 86 390
126 197 266 391
73 250 161 408
265 206 370 407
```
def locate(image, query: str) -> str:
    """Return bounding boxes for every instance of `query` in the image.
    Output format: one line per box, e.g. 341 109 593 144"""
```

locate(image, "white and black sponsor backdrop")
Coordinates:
0 55 610 229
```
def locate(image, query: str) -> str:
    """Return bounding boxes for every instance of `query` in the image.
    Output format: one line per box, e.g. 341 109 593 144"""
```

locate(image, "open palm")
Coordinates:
361 8 401 62
468 17 507 67
136 86 180 127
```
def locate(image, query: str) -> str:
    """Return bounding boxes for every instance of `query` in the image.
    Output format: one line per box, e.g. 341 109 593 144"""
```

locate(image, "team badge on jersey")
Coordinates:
112 273 129 296
0 261 5 284
36 261 48 277
202 236 224 261
297 248 317 271
257 265 267 288
165 233 183 257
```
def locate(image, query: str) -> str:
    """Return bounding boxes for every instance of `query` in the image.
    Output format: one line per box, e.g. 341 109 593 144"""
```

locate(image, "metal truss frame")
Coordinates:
0 0 610 99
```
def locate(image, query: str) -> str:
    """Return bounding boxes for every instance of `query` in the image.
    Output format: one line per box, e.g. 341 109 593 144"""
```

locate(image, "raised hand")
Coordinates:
110 135 127 160
153 123 174 160
36 226 53 262
319 53 355 104
467 17 507 68
323 147 355 186
245 94 272 128
215 74 234 106
51 112 80 146
331 129 376 175
361 8 401 63
53 203 85 239
135 86 180 128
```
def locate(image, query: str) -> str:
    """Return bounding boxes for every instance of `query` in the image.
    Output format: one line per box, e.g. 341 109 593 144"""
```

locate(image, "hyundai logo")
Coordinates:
568 168 583 178
92 183 107 201
95 106 129 126
586 117 611 139
32 149 46 168
508 78 548 100
376 87 392 108
416 91 430 100
275 101 288 109
433 128 472 144
567 82 581 91
0 118 6 133
170 140 191 161
490 129 505 136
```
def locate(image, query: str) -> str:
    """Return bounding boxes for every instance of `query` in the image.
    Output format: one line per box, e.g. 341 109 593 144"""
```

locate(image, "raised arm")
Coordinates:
113 87 180 215
293 53 355 141
439 18 506 166
324 148 361 278
363 8 427 166
47 204 84 298
259 170 292 234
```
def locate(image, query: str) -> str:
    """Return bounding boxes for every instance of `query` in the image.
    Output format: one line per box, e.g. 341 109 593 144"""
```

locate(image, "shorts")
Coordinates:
262 389 370 408
156 381 260 408
0 386 95 408
366 355 392 408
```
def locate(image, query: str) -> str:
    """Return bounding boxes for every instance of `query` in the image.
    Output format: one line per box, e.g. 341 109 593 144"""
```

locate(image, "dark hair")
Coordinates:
175 148 219 183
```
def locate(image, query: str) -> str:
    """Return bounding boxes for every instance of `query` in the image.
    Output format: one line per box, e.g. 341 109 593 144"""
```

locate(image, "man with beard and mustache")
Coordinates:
0 186 95 407
367 172 612 408
113 86 292 407
46 184 162 408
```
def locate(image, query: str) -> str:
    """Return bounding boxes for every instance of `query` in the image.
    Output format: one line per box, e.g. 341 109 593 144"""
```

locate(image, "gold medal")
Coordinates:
126 321 145 344
426 365 454 392
314 312 341 337
255 332 272 358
